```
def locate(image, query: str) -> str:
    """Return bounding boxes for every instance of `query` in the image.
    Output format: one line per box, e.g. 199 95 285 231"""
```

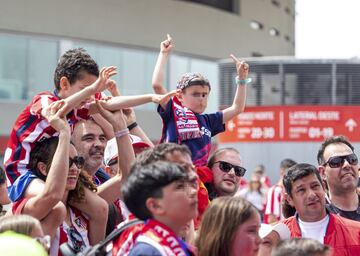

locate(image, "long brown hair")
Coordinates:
196 196 258 256
68 170 97 204
29 137 97 203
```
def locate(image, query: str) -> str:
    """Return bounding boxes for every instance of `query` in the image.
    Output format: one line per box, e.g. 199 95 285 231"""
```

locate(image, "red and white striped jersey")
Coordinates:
264 184 283 223
3 91 89 186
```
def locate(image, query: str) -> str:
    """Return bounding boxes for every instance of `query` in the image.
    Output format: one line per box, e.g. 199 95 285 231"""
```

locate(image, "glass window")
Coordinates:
0 34 27 100
177 0 238 13
0 33 58 100
27 39 58 98
169 55 191 90
72 42 159 110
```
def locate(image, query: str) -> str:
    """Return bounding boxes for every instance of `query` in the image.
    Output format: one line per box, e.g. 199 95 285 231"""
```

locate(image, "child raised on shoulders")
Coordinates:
152 35 250 166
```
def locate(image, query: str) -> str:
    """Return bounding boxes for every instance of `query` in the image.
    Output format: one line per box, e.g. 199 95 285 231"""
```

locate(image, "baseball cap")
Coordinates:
259 223 291 240
104 135 150 166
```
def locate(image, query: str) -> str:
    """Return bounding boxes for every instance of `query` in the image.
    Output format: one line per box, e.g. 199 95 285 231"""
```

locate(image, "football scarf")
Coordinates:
172 96 202 143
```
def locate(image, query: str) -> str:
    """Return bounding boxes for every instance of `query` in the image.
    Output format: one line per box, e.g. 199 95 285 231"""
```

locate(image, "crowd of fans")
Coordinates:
0 35 359 256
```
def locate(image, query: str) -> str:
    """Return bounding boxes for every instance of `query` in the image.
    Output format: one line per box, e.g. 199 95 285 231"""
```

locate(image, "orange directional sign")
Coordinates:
219 106 360 142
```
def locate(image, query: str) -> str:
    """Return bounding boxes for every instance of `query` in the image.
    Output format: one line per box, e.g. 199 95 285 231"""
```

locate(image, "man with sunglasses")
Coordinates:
317 135 360 222
206 148 247 200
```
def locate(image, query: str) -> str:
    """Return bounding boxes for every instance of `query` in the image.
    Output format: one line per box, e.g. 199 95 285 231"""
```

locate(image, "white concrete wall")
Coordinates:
0 0 294 59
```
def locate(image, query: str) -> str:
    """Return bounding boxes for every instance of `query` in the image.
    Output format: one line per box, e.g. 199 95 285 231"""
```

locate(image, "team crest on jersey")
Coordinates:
74 216 87 230
175 108 189 123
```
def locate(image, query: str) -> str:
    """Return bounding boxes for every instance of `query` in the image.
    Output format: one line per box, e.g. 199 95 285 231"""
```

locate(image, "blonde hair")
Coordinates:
196 196 258 256
0 215 41 236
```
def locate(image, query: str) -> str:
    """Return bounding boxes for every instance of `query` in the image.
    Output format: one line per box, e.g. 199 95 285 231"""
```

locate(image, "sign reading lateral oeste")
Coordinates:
219 106 360 142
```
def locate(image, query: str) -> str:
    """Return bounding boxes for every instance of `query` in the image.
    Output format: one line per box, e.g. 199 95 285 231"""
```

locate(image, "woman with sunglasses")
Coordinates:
206 148 247 201
10 101 99 255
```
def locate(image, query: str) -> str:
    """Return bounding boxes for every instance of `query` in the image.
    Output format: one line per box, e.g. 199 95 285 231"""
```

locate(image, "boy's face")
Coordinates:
60 72 97 106
178 85 210 114
157 178 198 227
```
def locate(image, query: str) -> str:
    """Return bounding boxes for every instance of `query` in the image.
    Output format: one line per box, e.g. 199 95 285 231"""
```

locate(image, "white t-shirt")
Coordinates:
298 214 329 243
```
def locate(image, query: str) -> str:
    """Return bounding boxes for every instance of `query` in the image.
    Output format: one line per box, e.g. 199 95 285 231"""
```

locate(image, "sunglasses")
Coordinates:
324 153 358 168
69 156 85 169
214 161 246 177
107 158 118 166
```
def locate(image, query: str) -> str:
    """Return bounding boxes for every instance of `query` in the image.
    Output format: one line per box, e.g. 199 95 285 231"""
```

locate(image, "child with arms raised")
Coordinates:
152 35 250 166
4 48 174 243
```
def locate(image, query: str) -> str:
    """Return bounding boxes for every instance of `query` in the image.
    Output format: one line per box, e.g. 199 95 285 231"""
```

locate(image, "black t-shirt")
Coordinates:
326 195 360 222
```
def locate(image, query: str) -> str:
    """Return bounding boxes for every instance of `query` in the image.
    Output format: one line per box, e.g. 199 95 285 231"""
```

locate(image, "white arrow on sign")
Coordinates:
345 118 357 132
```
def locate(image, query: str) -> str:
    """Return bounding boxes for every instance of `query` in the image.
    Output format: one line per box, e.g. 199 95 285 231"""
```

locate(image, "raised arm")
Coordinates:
152 34 173 95
99 90 178 112
43 66 117 119
222 54 249 123
95 101 135 203
23 100 71 219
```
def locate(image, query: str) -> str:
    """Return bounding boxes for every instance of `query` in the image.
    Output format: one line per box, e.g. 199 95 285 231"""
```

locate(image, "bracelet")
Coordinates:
235 77 252 86
127 122 138 131
114 128 130 138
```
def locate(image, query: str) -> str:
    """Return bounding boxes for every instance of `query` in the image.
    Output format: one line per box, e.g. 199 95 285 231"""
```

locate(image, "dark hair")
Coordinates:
28 137 96 202
0 166 6 185
207 147 240 168
122 161 187 220
280 158 297 170
282 198 296 218
54 48 99 91
28 137 59 180
135 143 191 166
273 238 330 256
68 170 97 204
317 135 354 165
283 163 323 196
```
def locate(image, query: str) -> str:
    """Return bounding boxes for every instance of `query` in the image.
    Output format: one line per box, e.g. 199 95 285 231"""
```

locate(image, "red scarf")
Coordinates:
137 219 194 256
112 214 143 256
194 166 213 229
172 96 202 143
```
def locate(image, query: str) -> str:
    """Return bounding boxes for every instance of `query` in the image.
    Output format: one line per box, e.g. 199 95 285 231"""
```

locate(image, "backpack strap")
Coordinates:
60 218 144 256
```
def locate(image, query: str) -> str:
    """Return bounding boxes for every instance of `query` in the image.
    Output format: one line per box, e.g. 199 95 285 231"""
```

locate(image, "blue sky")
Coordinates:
296 0 360 58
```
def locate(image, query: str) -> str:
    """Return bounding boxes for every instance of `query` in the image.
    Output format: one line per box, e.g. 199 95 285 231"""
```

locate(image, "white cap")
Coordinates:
259 223 290 240
104 135 150 166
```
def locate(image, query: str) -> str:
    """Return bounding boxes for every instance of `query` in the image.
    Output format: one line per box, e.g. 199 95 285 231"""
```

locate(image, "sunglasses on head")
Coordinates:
214 161 246 177
69 156 85 169
324 153 358 168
